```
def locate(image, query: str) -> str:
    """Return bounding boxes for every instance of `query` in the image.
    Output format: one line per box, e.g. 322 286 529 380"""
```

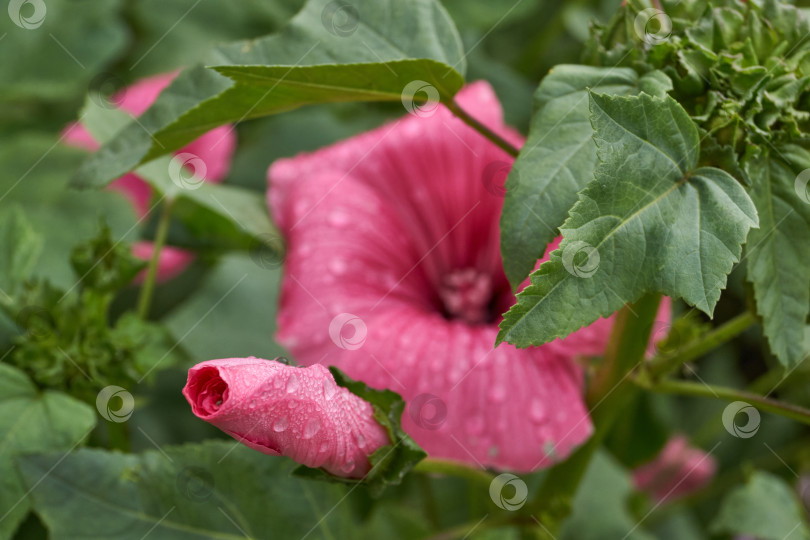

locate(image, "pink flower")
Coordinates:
265 81 628 471
64 72 236 282
183 357 390 478
633 436 717 502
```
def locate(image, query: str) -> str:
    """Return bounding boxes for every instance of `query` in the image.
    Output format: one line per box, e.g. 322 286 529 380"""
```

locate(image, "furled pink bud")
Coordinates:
183 357 390 478
633 436 717 503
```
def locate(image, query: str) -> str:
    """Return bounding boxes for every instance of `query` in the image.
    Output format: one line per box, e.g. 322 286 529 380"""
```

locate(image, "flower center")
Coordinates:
438 268 494 324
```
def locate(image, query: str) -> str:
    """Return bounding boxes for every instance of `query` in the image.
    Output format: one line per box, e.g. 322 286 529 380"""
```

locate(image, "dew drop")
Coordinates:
303 417 321 439
327 210 351 227
354 433 366 449
273 416 289 432
288 401 298 409
488 385 507 404
273 377 284 389
328 259 348 275
340 460 356 474
319 442 330 453
529 400 546 423
286 374 300 393
323 379 337 400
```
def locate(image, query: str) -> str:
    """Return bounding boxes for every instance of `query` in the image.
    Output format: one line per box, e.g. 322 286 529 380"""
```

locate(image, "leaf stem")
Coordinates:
645 311 757 379
412 457 495 486
137 199 174 319
446 100 520 157
647 378 810 426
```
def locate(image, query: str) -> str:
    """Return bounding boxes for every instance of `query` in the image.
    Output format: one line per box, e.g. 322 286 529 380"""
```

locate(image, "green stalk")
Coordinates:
136 199 174 319
645 311 756 379
412 457 495 486
528 294 661 531
649 378 810 426
446 100 520 157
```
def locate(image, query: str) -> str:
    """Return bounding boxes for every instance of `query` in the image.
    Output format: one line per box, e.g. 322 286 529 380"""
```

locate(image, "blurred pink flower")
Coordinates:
633 435 717 503
265 81 647 471
63 72 236 282
183 357 389 478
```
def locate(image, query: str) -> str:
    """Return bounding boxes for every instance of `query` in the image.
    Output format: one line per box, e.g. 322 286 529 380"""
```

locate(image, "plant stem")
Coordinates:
412 458 495 486
136 199 174 319
446 100 520 157
107 421 131 452
649 378 810 426
529 294 662 528
645 311 756 379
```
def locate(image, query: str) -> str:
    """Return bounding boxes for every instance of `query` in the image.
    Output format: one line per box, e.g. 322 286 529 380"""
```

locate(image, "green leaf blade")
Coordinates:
500 65 673 288
498 93 758 347
745 146 810 367
72 0 465 189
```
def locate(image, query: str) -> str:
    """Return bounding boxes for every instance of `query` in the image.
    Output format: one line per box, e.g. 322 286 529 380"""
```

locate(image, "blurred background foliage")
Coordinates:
2 0 810 539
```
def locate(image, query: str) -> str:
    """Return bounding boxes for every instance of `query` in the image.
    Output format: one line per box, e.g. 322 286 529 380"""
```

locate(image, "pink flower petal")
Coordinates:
183 357 390 478
266 81 629 471
131 242 195 284
633 435 717 502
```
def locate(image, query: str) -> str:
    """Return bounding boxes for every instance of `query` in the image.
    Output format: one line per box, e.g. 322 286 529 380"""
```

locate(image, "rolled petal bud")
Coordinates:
183 357 390 478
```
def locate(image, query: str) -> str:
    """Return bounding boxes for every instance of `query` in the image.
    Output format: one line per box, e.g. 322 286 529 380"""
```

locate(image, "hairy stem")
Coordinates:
446 100 520 157
645 311 757 379
649 378 810 426
412 457 495 486
136 199 174 319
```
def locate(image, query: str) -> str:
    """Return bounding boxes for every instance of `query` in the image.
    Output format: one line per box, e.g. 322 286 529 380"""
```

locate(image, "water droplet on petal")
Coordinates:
319 442 330 453
328 210 351 227
340 460 356 474
273 377 284 389
286 374 300 393
273 416 289 432
354 433 366 449
328 259 348 275
303 417 321 439
488 385 506 404
288 401 298 409
530 399 546 423
323 379 337 400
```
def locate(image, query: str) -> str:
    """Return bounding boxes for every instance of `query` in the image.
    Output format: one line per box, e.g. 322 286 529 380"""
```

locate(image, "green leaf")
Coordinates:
500 65 672 287
0 206 42 299
711 471 810 540
294 366 427 497
0 364 95 539
0 0 127 103
745 146 810 367
18 441 356 539
80 98 279 250
498 92 758 347
73 0 466 189
560 451 654 540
